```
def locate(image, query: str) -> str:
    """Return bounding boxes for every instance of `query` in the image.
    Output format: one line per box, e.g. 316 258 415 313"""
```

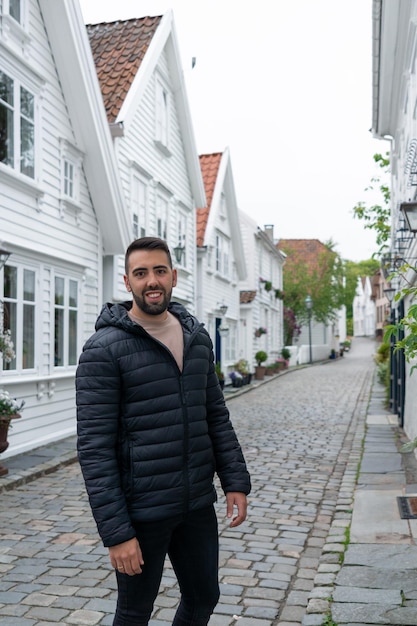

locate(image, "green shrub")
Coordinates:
255 351 268 366
375 342 390 364
281 347 291 360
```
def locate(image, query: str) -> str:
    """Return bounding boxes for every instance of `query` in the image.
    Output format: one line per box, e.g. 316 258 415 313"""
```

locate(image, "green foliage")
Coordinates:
234 359 250 375
281 241 346 327
374 341 390 364
255 350 267 366
215 362 224 380
352 152 391 255
376 360 389 386
281 347 291 360
385 303 417 374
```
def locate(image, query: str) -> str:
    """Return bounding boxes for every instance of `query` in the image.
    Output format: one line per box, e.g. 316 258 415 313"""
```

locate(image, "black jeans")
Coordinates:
113 505 220 626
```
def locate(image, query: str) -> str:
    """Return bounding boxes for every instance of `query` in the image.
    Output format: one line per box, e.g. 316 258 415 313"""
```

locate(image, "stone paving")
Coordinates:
0 337 378 625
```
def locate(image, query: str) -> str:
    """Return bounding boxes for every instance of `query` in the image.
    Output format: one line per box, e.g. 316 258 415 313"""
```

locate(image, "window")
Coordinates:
225 323 236 363
215 234 230 277
60 139 83 213
54 276 78 367
131 174 147 238
0 70 35 178
176 212 187 266
9 0 21 22
63 160 74 198
3 264 35 371
156 194 168 240
155 78 171 154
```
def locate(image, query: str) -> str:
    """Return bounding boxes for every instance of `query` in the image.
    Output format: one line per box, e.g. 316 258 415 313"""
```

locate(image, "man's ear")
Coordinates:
124 275 131 292
172 268 178 288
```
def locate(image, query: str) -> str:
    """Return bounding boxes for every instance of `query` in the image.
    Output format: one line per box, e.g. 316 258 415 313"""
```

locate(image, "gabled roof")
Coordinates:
197 153 222 247
86 11 205 208
87 16 162 123
197 148 246 280
38 0 131 256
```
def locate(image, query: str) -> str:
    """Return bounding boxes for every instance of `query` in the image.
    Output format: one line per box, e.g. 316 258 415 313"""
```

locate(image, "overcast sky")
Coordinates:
79 0 390 262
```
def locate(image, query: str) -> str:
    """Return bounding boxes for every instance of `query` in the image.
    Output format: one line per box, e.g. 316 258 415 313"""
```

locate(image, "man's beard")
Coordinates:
131 288 171 316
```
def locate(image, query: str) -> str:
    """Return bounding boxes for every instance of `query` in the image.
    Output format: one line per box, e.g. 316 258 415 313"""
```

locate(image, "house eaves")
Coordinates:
257 227 286 263
39 0 130 255
95 10 205 208
372 0 413 139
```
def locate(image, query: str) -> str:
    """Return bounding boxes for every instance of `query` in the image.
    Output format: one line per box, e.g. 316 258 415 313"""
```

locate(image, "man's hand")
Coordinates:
226 492 248 527
109 537 144 576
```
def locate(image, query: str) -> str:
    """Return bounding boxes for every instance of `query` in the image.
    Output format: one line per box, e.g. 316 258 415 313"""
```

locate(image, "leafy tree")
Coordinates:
352 152 391 255
281 240 346 340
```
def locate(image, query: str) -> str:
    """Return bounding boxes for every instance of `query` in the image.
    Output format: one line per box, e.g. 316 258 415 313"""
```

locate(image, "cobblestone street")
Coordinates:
0 337 376 626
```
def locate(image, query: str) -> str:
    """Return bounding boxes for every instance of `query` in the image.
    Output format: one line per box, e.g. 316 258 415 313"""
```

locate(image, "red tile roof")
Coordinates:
277 239 331 274
196 153 222 247
86 16 162 123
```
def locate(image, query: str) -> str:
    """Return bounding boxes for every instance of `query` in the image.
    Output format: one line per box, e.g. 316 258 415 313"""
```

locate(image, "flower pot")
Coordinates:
254 365 266 380
0 413 21 476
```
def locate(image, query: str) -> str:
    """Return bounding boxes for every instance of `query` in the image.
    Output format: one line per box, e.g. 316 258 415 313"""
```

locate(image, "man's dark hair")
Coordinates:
125 237 173 274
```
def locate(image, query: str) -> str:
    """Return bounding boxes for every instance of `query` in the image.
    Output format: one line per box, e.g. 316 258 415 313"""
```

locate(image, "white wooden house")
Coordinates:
86 11 205 309
371 0 417 436
196 149 246 377
0 0 130 458
239 215 285 370
353 276 376 337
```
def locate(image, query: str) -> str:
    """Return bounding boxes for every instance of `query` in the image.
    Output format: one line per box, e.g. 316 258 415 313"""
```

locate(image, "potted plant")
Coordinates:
254 350 268 380
0 390 24 476
234 359 251 384
254 327 267 338
281 347 291 368
229 371 244 387
215 362 225 390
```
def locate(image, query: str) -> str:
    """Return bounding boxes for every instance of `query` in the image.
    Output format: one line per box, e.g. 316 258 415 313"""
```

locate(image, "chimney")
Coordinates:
264 224 274 241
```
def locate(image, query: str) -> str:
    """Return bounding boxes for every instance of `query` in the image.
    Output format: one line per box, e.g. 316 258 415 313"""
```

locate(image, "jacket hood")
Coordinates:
95 300 200 334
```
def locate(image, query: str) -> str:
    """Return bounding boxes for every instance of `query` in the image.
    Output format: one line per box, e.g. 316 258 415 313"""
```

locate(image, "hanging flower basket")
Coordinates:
254 327 267 338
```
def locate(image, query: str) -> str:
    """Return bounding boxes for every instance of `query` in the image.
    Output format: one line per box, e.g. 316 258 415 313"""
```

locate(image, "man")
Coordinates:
76 236 251 626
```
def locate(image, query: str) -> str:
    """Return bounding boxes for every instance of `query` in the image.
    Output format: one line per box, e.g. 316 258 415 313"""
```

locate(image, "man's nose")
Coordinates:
146 272 159 286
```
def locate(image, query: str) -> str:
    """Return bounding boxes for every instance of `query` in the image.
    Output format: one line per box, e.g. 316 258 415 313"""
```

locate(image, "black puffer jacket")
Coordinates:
76 301 251 547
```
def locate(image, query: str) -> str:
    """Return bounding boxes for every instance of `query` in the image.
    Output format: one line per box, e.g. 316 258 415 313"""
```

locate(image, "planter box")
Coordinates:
254 366 266 380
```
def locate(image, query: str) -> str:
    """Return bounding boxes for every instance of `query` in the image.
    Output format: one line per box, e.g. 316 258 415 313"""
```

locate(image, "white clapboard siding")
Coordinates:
1 0 102 457
111 49 197 308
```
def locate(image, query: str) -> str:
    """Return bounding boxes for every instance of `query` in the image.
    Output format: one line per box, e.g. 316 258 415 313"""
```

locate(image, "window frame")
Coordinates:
59 138 83 221
175 210 188 268
215 233 230 278
53 273 80 369
131 171 148 239
154 75 171 156
156 192 168 241
2 261 37 373
0 69 36 179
